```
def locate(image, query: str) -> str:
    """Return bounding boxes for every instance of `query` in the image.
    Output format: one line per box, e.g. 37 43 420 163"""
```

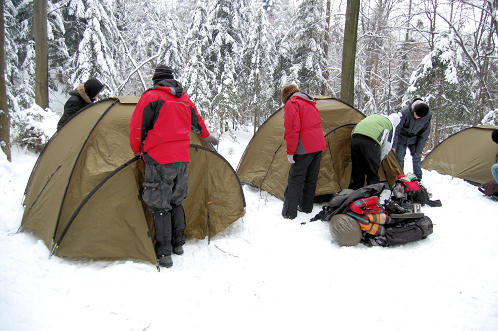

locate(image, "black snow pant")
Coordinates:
349 134 381 190
282 151 323 219
142 161 188 256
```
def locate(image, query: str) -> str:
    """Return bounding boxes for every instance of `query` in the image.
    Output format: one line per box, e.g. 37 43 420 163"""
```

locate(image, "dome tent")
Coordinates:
21 97 245 267
422 125 498 185
236 97 402 200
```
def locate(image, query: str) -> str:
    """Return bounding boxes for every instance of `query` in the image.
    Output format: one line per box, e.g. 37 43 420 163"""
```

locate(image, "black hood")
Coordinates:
155 79 184 97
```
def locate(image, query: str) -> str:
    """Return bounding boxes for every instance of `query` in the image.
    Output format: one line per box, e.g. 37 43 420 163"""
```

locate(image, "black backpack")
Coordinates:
361 216 433 247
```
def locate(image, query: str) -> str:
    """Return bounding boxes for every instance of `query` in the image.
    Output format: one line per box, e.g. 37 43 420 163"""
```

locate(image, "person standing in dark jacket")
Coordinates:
281 83 326 220
57 78 105 130
129 65 218 268
392 98 431 180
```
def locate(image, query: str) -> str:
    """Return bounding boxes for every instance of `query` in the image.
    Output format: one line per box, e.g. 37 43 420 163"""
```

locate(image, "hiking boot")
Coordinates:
158 254 173 268
297 205 312 214
173 246 184 255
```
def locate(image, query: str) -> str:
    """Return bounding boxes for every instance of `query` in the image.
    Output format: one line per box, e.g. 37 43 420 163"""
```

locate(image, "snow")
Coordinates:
1 128 498 331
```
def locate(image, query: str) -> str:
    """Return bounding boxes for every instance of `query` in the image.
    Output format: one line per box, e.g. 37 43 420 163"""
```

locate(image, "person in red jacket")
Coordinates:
129 65 218 268
281 83 326 219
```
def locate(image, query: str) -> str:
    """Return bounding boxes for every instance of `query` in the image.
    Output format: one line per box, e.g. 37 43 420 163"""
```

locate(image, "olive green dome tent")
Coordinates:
422 125 498 185
21 97 245 266
236 97 402 199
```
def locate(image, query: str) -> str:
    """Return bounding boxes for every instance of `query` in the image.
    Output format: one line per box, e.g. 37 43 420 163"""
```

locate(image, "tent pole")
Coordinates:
49 240 57 258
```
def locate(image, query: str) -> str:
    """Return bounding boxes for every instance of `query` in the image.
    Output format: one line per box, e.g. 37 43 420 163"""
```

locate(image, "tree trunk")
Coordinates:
321 0 331 96
0 0 10 161
340 0 360 105
33 0 49 109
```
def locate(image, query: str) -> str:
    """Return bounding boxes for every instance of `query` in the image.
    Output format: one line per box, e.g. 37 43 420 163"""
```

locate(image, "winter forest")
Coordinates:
0 0 497 160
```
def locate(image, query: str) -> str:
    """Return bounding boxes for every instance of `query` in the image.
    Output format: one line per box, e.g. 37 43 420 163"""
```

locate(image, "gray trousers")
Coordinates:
142 162 189 256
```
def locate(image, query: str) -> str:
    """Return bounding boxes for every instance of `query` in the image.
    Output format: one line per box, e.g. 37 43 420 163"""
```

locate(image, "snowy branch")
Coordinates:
115 54 159 95
116 30 147 91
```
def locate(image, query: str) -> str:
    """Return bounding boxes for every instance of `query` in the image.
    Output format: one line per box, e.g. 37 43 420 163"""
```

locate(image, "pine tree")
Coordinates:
202 0 246 134
67 0 119 94
287 0 329 95
7 0 35 109
407 31 474 149
237 3 278 131
47 0 70 92
183 1 216 119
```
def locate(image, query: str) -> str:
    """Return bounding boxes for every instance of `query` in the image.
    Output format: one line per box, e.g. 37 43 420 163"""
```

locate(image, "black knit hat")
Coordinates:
84 78 104 100
153 65 174 85
492 129 498 144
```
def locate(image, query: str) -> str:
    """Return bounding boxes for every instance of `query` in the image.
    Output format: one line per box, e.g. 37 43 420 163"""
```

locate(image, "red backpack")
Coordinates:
392 174 430 205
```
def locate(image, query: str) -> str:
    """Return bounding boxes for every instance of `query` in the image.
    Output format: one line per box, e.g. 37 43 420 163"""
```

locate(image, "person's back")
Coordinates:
284 92 326 155
130 80 209 165
353 114 392 145
129 65 218 268
57 78 104 130
349 113 401 190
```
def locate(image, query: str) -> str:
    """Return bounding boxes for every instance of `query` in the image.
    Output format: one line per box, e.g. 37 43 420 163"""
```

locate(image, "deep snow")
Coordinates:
1 126 498 331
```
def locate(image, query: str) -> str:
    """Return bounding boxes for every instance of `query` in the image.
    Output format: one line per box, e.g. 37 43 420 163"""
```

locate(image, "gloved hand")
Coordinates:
203 134 219 146
287 154 295 164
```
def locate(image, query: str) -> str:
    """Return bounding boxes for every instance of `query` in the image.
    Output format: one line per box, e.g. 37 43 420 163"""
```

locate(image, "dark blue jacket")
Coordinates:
393 99 432 154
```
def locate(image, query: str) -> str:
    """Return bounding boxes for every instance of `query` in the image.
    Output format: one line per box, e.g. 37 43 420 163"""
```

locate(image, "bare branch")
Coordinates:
116 30 147 91
115 50 161 95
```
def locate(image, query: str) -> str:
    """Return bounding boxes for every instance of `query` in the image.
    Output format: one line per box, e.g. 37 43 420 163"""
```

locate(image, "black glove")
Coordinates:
203 134 219 146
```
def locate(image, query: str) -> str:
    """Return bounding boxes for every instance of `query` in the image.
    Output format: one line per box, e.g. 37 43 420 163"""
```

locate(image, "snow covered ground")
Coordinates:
1 126 498 331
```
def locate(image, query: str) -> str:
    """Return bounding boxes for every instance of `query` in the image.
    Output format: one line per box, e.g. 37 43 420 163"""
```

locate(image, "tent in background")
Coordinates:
21 97 245 266
422 125 498 185
237 97 402 200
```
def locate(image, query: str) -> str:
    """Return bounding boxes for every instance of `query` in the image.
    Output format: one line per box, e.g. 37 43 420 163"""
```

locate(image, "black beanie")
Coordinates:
153 65 174 85
84 78 104 100
492 129 498 144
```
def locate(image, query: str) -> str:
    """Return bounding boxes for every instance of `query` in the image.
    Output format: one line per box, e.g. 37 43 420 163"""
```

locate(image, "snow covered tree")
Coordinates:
6 0 35 109
406 31 474 150
0 0 11 161
236 3 278 131
47 0 69 93
66 0 119 94
287 0 329 95
200 0 246 134
183 1 216 120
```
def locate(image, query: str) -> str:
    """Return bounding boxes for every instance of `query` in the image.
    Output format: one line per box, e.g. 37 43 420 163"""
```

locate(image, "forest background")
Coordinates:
1 0 497 159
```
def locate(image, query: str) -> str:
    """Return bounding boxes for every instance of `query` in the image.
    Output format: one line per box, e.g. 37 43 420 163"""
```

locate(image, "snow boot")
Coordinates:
173 246 184 255
158 254 173 268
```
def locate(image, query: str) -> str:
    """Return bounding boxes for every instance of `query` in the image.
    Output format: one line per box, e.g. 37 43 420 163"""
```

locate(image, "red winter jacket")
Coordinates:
284 93 326 155
129 84 210 164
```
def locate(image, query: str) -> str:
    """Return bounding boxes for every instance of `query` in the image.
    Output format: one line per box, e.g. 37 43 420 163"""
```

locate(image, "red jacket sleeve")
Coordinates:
284 99 301 155
129 94 149 154
189 100 210 138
